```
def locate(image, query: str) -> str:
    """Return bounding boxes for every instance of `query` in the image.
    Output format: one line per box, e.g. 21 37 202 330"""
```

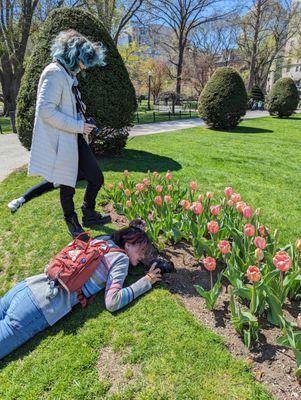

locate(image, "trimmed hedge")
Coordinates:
198 67 247 129
16 7 137 156
251 85 264 101
267 77 299 118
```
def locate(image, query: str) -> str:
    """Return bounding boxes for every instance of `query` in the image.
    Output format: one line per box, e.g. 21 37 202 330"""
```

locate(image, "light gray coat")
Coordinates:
28 62 86 188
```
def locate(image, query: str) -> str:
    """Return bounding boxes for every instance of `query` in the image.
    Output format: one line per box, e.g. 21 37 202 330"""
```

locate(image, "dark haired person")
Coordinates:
0 223 162 360
28 29 110 238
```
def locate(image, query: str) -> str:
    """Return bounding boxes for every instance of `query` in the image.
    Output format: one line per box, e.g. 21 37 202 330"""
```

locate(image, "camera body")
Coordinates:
150 257 175 274
86 117 101 137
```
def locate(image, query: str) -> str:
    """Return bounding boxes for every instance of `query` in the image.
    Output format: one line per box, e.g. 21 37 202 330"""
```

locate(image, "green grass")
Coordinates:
0 117 13 134
1 114 300 399
136 110 199 124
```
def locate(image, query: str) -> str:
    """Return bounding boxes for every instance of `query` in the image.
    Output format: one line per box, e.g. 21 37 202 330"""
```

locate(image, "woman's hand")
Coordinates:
145 263 162 285
83 123 96 135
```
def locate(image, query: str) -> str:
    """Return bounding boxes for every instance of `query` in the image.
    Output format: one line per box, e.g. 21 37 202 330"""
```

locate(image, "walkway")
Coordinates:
0 110 298 182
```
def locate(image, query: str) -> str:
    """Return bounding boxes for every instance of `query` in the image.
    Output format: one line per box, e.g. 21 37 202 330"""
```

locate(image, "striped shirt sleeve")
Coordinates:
105 253 152 312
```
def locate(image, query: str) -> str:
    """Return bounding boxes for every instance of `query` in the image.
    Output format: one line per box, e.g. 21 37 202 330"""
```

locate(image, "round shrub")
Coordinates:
267 77 299 118
251 85 264 101
16 7 137 156
198 67 247 129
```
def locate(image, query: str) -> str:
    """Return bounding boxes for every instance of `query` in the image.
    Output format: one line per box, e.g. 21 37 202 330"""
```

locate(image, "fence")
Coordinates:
136 110 194 124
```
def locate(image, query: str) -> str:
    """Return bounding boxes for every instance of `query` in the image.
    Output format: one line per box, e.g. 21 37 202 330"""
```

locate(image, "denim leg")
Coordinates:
0 281 49 360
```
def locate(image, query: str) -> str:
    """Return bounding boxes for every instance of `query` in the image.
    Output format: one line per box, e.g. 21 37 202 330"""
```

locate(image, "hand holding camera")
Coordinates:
145 262 162 285
84 117 101 137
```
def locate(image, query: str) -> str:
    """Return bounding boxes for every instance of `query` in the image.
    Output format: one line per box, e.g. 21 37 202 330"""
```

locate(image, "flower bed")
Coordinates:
104 170 301 379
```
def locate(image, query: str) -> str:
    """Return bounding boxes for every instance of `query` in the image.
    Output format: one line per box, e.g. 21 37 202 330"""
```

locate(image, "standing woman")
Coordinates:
28 29 111 238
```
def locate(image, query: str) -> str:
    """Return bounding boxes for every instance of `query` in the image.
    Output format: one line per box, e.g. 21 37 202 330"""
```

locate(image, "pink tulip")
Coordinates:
143 178 151 186
180 199 191 210
154 196 163 206
124 170 129 177
167 184 173 191
108 183 114 190
231 193 241 203
246 265 261 282
259 225 269 237
191 202 203 215
197 194 203 202
164 195 172 203
243 206 253 219
244 224 255 237
207 220 219 234
218 240 231 254
210 205 221 216
273 251 291 272
166 171 173 180
124 189 131 197
190 181 198 191
227 199 235 207
224 187 233 197
203 257 216 271
255 248 264 262
236 201 246 214
156 185 163 193
135 183 144 192
206 191 214 199
118 182 124 190
153 171 159 177
254 236 266 249
125 200 132 208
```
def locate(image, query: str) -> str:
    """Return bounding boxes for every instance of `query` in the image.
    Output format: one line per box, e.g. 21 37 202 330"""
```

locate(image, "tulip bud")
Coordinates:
255 208 261 216
295 239 301 252
255 248 264 262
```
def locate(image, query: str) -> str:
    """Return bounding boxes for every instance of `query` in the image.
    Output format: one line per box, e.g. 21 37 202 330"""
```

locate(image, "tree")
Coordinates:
145 0 238 97
198 67 247 129
267 77 299 117
237 0 301 91
0 0 39 115
16 7 137 155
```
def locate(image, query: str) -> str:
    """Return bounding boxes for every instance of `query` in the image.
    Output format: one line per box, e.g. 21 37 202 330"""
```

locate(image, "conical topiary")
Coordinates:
267 77 299 118
16 7 137 156
251 85 264 101
198 67 247 129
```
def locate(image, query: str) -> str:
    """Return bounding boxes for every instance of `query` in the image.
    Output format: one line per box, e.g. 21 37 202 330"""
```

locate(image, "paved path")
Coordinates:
0 110 299 183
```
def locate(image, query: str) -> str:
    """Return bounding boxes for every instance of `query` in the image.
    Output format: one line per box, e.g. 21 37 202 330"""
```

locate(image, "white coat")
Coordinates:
28 61 86 188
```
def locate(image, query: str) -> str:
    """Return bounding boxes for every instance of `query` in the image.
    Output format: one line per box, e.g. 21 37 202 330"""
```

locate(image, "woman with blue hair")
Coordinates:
28 29 111 239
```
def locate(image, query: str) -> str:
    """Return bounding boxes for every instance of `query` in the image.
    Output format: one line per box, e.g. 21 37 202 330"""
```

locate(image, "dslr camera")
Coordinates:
150 256 175 274
86 117 101 137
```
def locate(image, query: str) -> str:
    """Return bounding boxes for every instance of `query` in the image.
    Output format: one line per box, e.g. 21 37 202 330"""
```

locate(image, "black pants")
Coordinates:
60 135 104 217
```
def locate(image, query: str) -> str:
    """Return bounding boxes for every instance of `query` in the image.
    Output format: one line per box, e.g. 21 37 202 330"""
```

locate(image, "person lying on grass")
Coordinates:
0 221 163 360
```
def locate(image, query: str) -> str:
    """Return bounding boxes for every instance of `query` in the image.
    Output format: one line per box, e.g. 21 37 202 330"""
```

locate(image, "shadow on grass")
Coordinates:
225 126 274 134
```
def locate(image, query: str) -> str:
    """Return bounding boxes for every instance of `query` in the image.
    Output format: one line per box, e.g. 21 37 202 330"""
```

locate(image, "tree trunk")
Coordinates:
247 1 262 91
176 37 185 97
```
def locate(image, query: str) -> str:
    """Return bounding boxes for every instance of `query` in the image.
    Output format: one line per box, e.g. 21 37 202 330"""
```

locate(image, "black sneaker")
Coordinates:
82 208 111 227
64 212 89 241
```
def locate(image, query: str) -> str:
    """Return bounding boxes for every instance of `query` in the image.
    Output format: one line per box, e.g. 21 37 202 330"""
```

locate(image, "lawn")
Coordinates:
0 117 13 134
0 115 300 399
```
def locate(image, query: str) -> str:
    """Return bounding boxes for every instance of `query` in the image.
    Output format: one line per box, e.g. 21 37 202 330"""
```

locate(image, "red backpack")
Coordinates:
45 232 125 307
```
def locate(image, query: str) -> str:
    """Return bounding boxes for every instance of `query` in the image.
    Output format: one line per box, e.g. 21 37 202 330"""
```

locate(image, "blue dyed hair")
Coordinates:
51 29 107 73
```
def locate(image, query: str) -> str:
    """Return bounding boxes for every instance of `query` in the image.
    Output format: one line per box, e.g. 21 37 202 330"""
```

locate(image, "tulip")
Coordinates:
156 185 163 193
236 201 246 214
227 199 235 207
230 193 241 203
246 265 261 283
224 187 233 197
154 196 163 206
190 181 198 191
143 178 151 186
207 220 219 234
244 224 255 237
118 182 124 190
297 313 301 329
125 200 132 208
255 248 264 262
166 171 173 180
180 199 191 211
203 257 216 271
124 189 131 197
197 194 203 202
210 205 221 216
273 251 291 272
135 183 144 192
218 240 231 255
255 208 261 216
243 206 253 219
254 236 266 249
167 184 173 191
164 195 172 203
124 170 129 177
206 191 214 199
191 202 203 215
108 183 114 190
153 171 159 177
295 239 301 252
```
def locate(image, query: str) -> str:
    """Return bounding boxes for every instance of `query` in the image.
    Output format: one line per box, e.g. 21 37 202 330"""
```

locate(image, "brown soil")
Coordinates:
102 203 301 400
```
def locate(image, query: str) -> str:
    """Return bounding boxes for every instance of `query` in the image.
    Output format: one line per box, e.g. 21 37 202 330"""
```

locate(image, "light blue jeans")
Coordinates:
0 280 49 359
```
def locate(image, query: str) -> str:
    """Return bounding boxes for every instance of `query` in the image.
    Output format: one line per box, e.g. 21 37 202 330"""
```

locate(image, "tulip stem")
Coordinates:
279 271 284 288
251 284 256 314
210 271 213 290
